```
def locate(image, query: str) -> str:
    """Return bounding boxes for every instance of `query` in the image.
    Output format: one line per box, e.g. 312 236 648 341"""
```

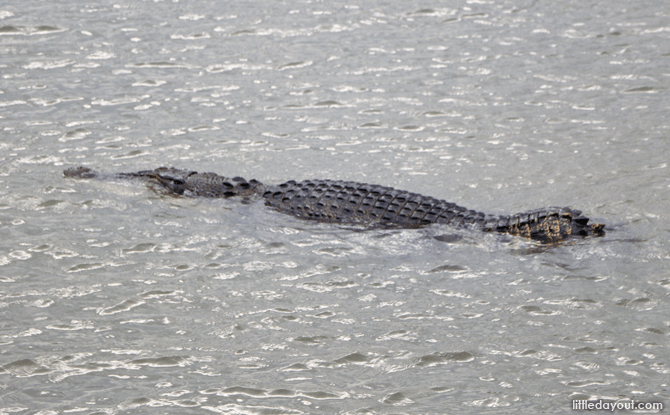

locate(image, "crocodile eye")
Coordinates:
172 183 185 195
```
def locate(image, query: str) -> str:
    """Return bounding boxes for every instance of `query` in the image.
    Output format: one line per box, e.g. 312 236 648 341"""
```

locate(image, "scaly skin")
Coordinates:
64 166 605 243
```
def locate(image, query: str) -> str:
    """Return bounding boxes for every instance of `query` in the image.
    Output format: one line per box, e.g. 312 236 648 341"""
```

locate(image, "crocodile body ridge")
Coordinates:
64 166 605 243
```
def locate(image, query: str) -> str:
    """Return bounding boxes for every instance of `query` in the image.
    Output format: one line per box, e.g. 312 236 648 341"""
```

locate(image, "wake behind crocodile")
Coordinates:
63 166 605 244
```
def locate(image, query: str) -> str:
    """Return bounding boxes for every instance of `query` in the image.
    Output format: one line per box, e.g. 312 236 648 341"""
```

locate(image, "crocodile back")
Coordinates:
262 179 489 228
262 179 604 242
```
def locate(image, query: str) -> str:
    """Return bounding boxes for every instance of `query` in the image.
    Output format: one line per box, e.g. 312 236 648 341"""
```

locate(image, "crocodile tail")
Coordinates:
64 166 264 199
483 207 605 243
171 169 264 198
63 166 100 179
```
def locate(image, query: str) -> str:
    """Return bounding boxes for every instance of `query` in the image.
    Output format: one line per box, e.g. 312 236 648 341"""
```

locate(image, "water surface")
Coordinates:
1 0 669 413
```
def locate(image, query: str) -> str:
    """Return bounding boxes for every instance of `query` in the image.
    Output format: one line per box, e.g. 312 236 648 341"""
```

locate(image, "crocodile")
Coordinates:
63 166 605 243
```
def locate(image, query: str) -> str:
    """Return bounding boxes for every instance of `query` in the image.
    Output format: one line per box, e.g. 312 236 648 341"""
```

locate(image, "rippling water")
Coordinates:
1 0 669 414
